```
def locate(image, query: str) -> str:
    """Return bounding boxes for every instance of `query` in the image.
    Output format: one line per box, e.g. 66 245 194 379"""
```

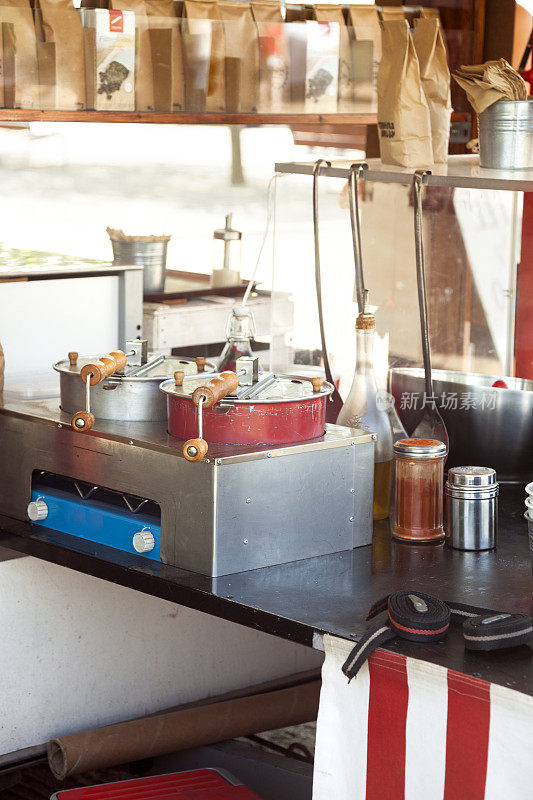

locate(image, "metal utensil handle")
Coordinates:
413 170 434 399
348 162 368 314
312 159 335 388
182 398 209 462
71 375 95 431
198 397 204 440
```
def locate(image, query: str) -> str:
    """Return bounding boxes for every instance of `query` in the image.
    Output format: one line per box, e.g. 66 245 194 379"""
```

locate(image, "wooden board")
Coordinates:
143 270 256 302
0 108 377 125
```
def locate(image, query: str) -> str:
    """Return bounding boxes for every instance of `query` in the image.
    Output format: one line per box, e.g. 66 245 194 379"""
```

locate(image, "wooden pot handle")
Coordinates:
192 371 239 409
80 350 127 386
71 411 95 432
195 356 207 373
183 438 209 462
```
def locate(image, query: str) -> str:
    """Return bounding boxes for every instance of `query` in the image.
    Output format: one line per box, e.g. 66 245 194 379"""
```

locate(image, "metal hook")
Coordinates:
312 159 332 379
312 159 344 421
348 162 369 314
412 169 433 399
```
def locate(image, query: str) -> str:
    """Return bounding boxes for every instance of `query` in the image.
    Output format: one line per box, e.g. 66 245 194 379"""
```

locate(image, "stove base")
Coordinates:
0 400 374 576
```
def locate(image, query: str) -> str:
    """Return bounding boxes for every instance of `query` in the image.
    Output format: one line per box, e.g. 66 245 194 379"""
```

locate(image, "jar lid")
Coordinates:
447 466 497 488
394 438 447 459
214 213 242 241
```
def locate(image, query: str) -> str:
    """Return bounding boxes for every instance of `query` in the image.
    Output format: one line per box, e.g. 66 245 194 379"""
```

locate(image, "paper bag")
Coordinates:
284 4 309 23
420 7 441 20
80 8 135 111
218 0 258 112
0 341 4 396
182 0 225 112
109 0 154 111
348 5 380 111
35 0 86 110
250 0 290 112
146 0 185 112
378 6 406 22
285 3 313 110
453 59 528 114
313 5 352 111
0 22 9 108
377 19 433 167
305 20 339 113
413 17 451 163
0 0 40 108
285 20 306 111
0 24 5 107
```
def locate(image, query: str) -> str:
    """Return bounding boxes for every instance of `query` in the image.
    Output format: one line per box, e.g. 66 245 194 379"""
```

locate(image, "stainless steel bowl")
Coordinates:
389 368 533 482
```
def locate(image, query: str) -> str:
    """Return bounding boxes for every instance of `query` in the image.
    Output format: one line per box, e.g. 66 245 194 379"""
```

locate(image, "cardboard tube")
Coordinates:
48 679 320 779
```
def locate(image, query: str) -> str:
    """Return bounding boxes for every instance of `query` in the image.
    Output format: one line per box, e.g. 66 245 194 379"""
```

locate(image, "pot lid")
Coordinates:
394 438 447 459
160 372 334 404
447 466 497 488
54 355 216 382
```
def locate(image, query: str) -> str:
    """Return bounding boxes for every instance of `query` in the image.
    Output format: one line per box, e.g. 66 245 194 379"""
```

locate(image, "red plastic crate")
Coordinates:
51 768 264 800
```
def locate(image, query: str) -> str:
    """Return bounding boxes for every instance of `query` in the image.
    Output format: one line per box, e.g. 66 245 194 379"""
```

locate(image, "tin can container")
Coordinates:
111 239 169 293
446 467 498 550
160 373 334 446
478 99 533 170
393 438 447 543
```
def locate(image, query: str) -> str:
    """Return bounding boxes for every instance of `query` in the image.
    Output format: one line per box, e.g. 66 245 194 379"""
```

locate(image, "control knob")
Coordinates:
27 499 49 521
132 529 155 553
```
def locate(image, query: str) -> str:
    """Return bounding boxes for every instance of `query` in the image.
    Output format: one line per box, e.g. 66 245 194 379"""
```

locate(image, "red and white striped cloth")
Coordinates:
313 634 533 799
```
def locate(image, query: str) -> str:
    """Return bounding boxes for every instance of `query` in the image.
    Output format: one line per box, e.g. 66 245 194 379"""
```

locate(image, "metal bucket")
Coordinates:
389 368 533 482
111 240 168 293
478 99 533 169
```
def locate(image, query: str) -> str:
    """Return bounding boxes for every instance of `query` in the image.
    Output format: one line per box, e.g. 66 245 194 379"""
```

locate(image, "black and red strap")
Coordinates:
342 590 532 682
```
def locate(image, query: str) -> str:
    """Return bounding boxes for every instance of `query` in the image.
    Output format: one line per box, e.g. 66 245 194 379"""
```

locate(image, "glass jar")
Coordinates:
217 305 256 371
393 438 447 543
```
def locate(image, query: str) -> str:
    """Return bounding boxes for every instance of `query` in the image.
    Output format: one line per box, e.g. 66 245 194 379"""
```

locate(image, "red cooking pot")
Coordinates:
159 361 334 462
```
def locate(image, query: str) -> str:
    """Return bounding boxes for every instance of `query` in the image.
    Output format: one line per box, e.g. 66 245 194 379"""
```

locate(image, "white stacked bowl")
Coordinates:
526 483 533 522
526 486 533 561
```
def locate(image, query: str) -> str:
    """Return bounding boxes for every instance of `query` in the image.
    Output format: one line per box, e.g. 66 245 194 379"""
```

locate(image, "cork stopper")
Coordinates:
355 289 375 330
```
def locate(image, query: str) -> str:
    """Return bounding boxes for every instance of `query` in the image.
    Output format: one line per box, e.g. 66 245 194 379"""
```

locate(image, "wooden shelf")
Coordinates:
0 108 377 126
275 155 533 192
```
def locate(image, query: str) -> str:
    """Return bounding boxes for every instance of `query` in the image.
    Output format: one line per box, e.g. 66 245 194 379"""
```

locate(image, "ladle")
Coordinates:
411 170 449 450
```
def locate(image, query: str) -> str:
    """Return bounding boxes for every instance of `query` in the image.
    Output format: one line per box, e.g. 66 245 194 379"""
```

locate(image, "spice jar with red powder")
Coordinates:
393 438 447 543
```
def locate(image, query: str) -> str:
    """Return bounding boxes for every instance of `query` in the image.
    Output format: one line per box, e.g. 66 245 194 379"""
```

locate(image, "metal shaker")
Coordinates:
445 467 498 551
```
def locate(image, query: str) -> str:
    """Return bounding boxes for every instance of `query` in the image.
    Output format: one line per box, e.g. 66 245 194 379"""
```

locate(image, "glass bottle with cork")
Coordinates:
337 291 394 520
217 305 256 372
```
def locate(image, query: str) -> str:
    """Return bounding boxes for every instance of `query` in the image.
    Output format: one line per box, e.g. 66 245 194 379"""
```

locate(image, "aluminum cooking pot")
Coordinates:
55 350 216 427
389 368 533 482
